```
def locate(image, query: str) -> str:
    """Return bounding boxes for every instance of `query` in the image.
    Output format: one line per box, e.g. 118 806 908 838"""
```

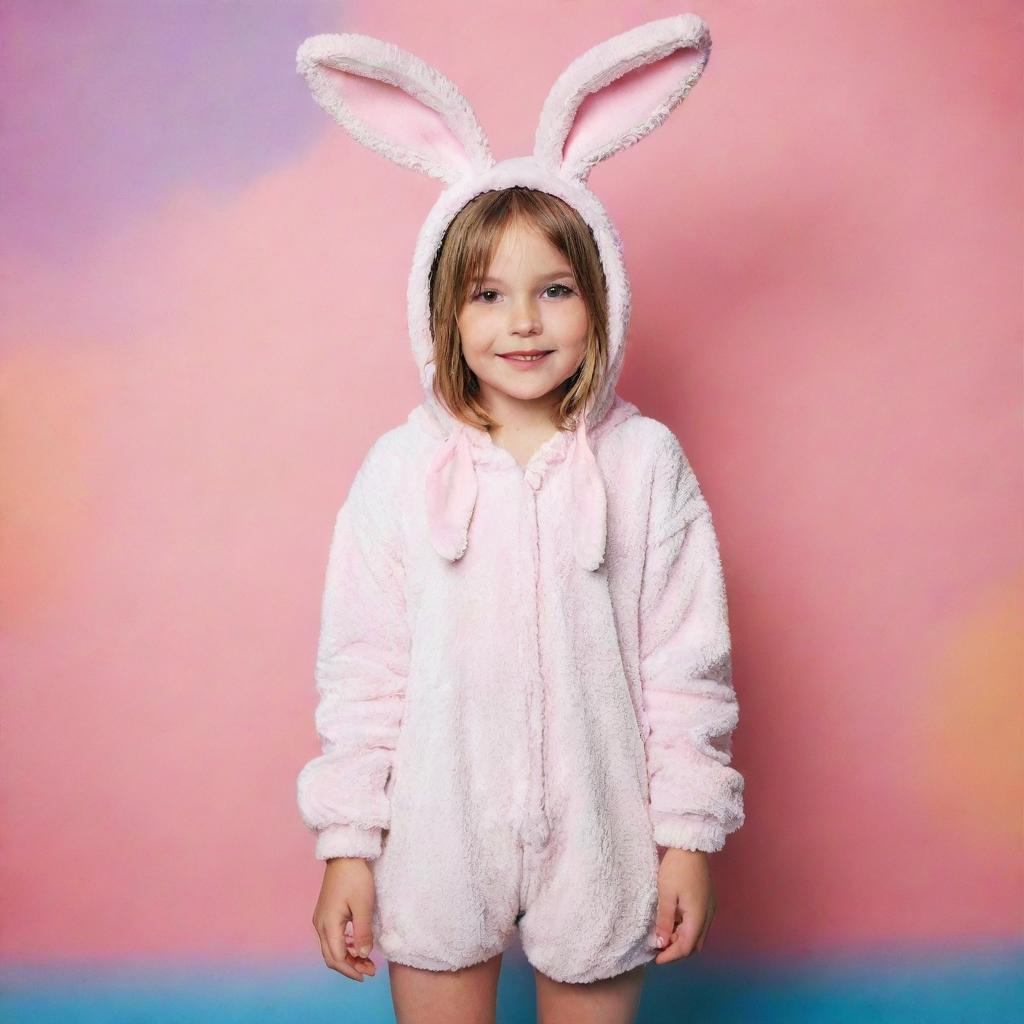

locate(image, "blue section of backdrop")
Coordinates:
1 943 1021 1023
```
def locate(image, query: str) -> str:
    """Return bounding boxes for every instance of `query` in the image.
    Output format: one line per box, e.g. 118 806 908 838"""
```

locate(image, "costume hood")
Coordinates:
296 15 712 570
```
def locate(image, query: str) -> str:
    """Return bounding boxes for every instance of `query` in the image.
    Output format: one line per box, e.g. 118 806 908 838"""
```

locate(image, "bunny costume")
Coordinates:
295 14 745 983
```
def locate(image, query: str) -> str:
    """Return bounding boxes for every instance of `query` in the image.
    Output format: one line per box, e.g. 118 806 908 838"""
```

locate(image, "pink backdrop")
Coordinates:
2 0 1020 973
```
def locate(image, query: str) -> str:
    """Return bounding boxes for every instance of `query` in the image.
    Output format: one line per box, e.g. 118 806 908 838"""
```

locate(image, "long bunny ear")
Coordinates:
534 14 711 184
296 33 495 184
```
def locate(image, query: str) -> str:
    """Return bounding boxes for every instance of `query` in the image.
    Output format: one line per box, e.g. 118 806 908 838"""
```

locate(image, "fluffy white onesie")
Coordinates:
295 14 745 983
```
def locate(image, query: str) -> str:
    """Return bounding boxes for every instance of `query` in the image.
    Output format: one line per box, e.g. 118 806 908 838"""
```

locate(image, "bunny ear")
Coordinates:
296 33 494 184
534 14 711 184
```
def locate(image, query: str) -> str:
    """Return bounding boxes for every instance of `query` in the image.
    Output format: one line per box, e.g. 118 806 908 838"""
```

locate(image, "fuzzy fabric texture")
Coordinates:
294 13 745 983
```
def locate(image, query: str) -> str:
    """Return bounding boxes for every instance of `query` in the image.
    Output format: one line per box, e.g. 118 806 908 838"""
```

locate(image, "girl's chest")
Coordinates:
398 456 651 608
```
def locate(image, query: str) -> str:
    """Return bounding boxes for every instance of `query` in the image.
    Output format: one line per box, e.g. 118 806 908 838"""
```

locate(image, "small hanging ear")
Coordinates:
534 14 712 184
296 33 495 185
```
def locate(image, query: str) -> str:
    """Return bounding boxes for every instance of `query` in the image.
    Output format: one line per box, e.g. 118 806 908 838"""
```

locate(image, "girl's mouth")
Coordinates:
498 350 553 365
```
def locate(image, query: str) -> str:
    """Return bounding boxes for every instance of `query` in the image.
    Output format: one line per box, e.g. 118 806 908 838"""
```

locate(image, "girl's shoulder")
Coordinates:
603 407 694 476
347 420 424 499
362 420 419 465
606 409 707 526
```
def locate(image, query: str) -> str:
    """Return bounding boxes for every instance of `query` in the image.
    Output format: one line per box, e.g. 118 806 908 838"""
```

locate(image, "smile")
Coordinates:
498 351 553 364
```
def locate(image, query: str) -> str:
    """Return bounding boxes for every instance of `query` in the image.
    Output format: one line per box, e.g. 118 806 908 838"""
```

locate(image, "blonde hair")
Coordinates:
428 187 608 432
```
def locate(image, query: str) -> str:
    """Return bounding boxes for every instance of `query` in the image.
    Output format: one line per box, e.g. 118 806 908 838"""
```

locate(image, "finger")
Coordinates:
654 891 677 949
349 891 375 961
317 928 364 981
340 932 376 979
320 910 365 982
345 894 377 976
654 930 688 964
343 935 377 975
323 907 349 966
655 916 701 964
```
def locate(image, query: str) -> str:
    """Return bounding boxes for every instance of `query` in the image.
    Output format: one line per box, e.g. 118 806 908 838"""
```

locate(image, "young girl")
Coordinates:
295 15 744 1022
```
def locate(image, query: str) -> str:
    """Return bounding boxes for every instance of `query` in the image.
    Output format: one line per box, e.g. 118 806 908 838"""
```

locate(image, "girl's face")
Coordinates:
457 221 589 413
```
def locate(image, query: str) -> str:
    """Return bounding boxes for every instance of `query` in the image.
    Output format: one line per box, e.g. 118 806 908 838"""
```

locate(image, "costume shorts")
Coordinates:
370 810 662 985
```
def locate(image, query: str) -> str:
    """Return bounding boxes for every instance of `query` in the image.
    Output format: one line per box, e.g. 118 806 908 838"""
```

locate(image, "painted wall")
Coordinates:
1 0 1020 1018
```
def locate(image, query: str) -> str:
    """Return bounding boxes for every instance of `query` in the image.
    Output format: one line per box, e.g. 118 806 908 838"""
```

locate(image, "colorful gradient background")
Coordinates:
2 1 1021 1021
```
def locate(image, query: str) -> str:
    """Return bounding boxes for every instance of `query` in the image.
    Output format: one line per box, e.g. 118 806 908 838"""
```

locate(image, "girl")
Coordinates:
295 15 744 1023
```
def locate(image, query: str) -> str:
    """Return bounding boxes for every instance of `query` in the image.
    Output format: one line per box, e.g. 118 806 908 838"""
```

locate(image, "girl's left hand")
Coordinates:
652 846 715 964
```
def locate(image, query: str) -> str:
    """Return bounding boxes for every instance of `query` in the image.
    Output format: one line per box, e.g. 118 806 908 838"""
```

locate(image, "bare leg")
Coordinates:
534 962 646 1024
388 953 504 1024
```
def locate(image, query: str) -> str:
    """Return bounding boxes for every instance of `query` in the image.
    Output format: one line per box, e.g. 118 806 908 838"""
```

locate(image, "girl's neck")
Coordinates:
481 385 567 467
480 384 566 436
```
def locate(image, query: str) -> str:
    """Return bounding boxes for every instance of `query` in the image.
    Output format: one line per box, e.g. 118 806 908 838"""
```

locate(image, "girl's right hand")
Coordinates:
312 857 378 982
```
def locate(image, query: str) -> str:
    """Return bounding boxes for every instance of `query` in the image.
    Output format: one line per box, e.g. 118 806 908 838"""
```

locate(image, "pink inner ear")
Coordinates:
321 65 471 173
563 48 702 168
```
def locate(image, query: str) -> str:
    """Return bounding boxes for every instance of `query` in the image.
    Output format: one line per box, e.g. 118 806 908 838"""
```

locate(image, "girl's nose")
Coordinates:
509 298 542 336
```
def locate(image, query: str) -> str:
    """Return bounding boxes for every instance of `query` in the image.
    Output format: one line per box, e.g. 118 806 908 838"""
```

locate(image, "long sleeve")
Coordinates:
296 439 411 861
637 430 745 854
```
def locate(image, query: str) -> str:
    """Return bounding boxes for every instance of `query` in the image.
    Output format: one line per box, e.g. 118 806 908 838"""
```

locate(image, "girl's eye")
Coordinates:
470 284 575 303
545 284 575 298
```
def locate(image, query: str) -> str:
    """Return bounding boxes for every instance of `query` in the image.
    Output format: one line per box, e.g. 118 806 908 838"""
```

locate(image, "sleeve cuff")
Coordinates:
314 823 383 861
653 813 728 853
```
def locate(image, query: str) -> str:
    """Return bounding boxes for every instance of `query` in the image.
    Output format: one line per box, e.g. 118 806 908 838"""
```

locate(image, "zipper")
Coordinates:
519 478 551 850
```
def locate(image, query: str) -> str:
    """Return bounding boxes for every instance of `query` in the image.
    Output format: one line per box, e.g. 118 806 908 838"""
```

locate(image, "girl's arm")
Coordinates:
638 429 745 854
297 437 410 861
